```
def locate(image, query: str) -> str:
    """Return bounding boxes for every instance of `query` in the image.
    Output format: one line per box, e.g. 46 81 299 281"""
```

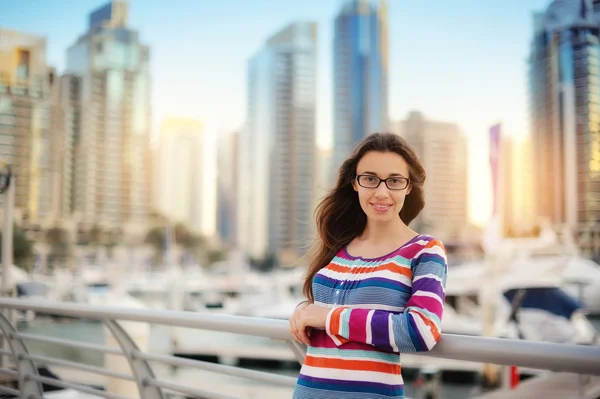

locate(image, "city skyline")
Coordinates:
1 0 553 229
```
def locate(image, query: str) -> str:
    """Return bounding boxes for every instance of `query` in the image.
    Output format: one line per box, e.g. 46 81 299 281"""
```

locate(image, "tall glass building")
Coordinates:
238 22 317 260
333 0 388 173
216 131 239 247
529 0 600 236
64 0 151 232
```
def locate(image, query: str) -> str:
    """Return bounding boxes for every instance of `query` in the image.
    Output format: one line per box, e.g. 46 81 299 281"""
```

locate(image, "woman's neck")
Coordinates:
358 218 412 245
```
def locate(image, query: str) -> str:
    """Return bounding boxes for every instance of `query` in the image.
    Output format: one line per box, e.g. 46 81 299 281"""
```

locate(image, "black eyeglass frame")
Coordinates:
355 174 410 191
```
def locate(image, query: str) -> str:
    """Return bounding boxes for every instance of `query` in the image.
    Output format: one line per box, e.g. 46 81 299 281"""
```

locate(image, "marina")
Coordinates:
2 227 600 398
1 151 600 397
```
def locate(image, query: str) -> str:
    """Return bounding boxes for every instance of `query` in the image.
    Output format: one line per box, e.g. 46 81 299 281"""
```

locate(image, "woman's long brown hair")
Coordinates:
302 132 427 301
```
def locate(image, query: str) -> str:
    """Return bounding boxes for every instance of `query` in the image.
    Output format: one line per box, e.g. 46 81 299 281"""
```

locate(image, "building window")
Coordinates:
16 49 30 82
0 97 11 113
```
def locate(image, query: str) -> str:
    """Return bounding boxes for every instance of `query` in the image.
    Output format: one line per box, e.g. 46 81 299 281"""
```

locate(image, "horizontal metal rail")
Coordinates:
145 377 240 399
0 298 599 383
0 385 19 396
0 349 11 358
0 367 17 377
21 353 135 381
27 374 130 399
0 298 290 340
424 334 600 375
136 350 297 387
12 332 123 355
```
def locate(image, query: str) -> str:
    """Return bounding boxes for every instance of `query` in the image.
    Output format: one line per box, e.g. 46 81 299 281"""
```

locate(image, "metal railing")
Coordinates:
0 297 598 399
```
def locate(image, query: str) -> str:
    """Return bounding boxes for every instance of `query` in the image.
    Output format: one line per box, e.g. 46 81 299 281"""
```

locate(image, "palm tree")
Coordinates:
88 225 104 247
144 222 211 267
0 224 34 272
45 227 71 268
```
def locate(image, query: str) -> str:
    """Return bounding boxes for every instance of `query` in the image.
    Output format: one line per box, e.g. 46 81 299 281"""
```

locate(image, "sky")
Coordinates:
0 0 552 232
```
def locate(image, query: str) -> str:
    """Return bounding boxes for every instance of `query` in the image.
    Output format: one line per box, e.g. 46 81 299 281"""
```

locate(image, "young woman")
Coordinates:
289 132 447 399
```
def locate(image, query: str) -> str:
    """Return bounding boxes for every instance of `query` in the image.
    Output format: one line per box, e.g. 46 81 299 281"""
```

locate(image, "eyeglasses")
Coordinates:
356 174 410 191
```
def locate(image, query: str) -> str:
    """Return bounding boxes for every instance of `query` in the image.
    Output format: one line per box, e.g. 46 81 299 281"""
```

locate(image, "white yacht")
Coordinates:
446 261 598 345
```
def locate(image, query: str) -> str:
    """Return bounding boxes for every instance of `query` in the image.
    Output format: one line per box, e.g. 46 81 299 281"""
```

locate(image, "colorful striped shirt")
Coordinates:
293 234 448 399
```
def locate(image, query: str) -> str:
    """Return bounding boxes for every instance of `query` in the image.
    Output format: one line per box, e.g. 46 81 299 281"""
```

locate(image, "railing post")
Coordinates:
104 320 165 399
0 311 43 398
1 171 15 370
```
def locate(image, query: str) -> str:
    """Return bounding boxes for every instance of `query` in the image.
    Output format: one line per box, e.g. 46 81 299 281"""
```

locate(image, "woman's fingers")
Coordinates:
299 326 310 345
290 315 304 343
289 306 314 346
294 318 308 344
289 317 300 343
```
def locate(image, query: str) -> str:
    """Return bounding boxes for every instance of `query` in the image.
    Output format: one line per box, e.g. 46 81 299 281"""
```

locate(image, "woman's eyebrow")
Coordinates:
359 171 406 178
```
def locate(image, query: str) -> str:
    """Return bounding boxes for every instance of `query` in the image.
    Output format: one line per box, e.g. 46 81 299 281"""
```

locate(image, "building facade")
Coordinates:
500 133 536 237
47 72 78 223
529 0 600 236
394 111 468 241
64 0 151 232
154 118 203 233
333 0 388 173
238 22 317 260
216 131 239 247
0 28 56 226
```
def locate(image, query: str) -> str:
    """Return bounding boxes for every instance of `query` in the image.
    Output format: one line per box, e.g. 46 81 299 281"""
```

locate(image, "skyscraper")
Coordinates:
48 72 78 223
0 28 56 225
65 1 151 233
500 133 536 236
529 0 600 235
216 131 239 247
333 0 388 172
394 111 468 241
239 22 317 260
315 146 333 199
154 118 203 232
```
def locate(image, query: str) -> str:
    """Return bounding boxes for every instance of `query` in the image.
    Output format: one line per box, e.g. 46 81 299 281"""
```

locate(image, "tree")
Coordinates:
146 224 205 252
149 210 167 223
206 249 227 265
45 227 71 266
173 223 205 250
88 225 104 246
0 224 34 272
249 253 278 272
145 226 166 253
174 223 191 246
144 223 214 267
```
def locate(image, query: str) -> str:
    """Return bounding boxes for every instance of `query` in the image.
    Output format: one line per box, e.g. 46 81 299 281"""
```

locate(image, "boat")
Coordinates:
446 260 599 345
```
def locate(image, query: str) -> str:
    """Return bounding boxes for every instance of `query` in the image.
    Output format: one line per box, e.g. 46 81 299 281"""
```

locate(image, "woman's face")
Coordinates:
352 151 412 223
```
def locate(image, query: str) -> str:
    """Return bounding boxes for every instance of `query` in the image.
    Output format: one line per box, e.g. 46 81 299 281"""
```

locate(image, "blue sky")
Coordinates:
1 0 552 227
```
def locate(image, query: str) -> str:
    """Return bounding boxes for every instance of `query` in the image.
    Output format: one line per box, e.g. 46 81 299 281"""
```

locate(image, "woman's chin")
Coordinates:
366 209 398 221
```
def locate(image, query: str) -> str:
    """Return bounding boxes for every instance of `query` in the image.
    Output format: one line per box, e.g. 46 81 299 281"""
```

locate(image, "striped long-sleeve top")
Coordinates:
293 234 447 399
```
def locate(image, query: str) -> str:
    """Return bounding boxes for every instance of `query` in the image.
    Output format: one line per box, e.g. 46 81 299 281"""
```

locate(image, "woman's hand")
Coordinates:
289 303 331 345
